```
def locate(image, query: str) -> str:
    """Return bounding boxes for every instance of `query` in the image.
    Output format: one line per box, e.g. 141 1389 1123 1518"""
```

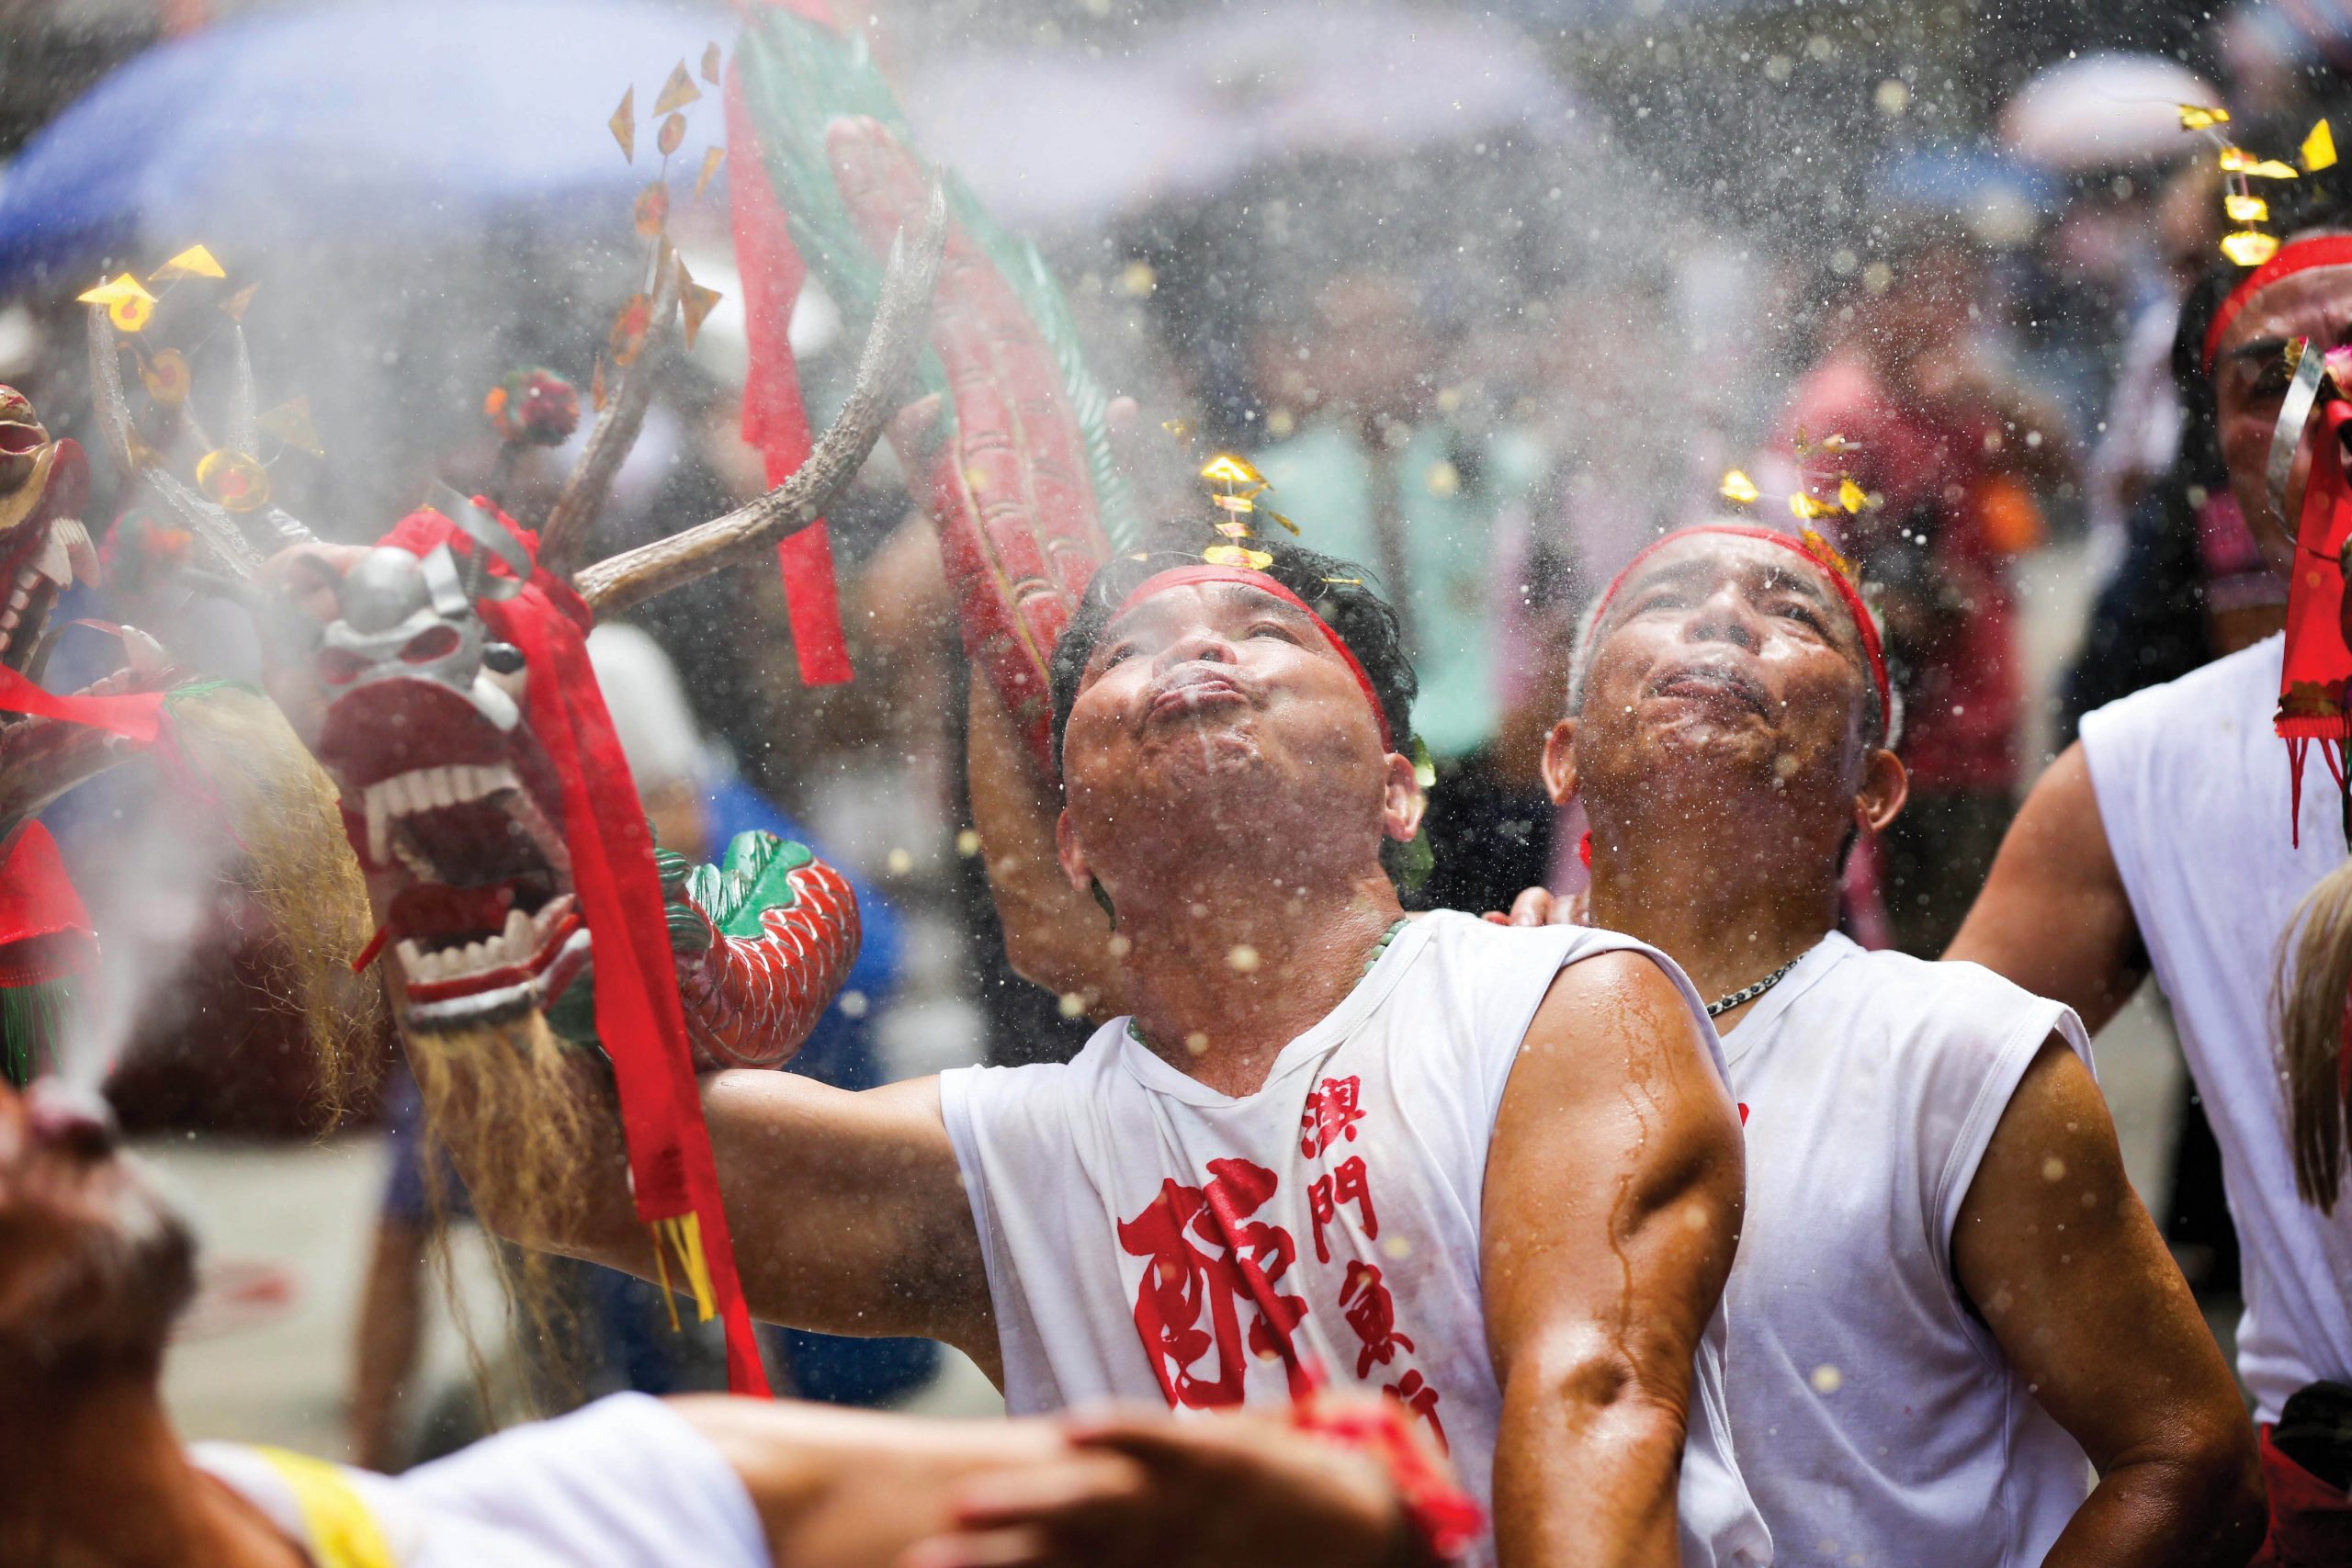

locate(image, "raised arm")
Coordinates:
1481 952 1747 1568
1947 743 2147 1034
1952 1038 2266 1566
967 672 1128 1021
398 1003 996 1369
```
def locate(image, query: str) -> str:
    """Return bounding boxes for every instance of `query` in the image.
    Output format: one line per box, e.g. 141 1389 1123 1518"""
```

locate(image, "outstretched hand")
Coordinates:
901 1402 1430 1568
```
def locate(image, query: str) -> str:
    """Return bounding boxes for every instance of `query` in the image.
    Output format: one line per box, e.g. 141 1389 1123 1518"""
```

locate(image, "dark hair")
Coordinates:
1047 522 1420 880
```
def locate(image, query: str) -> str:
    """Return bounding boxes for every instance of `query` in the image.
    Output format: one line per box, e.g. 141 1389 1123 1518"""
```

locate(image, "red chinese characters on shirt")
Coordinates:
1339 1259 1415 1379
1307 1155 1379 1265
1119 1157 1312 1408
1299 1075 1365 1157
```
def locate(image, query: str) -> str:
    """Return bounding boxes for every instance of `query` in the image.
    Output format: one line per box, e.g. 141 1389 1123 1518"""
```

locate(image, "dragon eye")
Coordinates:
482 641 525 675
400 626 462 664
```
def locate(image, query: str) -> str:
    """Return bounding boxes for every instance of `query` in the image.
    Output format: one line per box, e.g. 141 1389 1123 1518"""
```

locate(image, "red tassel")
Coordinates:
724 52 854 687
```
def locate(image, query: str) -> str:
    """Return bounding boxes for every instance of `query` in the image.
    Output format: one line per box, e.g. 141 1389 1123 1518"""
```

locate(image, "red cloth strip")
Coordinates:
0 663 164 743
725 52 854 688
2206 235 2352 368
1113 565 1396 751
1585 524 1894 728
0 823 94 975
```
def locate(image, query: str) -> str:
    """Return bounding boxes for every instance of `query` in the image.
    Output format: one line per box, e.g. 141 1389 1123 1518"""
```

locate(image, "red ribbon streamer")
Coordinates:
383 506 771 1396
2275 400 2352 851
0 824 94 980
724 42 854 688
0 663 164 744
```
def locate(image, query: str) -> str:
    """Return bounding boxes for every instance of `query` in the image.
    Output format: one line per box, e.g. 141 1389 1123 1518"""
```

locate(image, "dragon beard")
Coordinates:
160 686 383 1117
406 1010 607 1407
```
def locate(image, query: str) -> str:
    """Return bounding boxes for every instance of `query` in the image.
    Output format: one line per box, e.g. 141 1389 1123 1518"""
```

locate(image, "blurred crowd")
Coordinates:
1 0 2347 1470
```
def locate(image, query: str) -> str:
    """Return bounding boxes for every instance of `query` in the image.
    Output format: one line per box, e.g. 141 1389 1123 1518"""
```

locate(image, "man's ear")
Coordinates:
1380 750 1427 842
1857 747 1908 835
1055 807 1093 893
1539 716 1580 807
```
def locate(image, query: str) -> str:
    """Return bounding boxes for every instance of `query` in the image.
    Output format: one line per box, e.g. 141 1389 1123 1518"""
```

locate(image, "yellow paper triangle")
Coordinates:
2222 229 2281 266
2179 104 2230 130
609 86 636 164
701 41 724 84
153 243 225 280
76 272 152 308
1719 469 1759 504
681 279 724 351
219 281 259 321
653 60 701 116
2305 118 2338 173
695 144 727 202
258 396 324 457
1838 477 1869 513
2225 192 2269 224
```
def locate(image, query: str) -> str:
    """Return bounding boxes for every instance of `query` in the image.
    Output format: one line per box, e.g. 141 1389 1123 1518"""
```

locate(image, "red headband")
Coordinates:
2204 235 2352 368
1589 524 1893 727
1112 564 1396 751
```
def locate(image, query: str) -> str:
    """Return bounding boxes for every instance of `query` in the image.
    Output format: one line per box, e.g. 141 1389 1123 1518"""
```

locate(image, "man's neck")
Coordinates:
1585 796 1840 1014
1114 863 1404 1098
0 1372 305 1568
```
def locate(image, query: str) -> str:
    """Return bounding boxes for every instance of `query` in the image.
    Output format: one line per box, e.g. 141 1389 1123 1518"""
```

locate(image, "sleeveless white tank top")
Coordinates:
939 911 1770 1568
2080 634 2352 1419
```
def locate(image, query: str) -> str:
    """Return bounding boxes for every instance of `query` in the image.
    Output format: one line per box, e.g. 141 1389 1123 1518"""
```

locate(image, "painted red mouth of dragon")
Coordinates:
319 681 584 1028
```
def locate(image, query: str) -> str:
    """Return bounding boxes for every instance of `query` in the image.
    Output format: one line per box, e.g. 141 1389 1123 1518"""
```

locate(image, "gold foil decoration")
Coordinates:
1719 469 1760 504
141 348 191 404
701 42 723 84
195 448 270 511
2225 192 2270 224
78 273 157 332
2306 118 2338 173
2220 147 2299 179
695 145 727 201
2179 104 2230 130
2222 229 2282 266
1789 491 1840 522
1838 477 1870 513
1204 544 1274 570
610 86 636 163
653 61 701 115
258 396 325 457
657 112 687 158
153 243 226 280
1800 527 1856 582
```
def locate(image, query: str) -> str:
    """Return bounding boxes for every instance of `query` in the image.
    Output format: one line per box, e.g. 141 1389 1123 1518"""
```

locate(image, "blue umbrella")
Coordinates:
0 0 730 289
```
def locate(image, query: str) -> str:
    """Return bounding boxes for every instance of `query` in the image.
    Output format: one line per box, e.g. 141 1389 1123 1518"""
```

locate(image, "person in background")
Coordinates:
348 625 925 1472
1250 273 1553 914
1772 228 2075 954
1951 175 2352 1563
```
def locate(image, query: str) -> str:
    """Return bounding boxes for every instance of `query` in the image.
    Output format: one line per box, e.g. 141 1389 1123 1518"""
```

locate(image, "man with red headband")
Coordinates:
1500 521 2263 1565
1954 209 2352 1563
332 527 1770 1566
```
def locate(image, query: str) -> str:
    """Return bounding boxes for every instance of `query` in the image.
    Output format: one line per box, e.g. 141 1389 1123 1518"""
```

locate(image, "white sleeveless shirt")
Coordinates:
2080 634 2352 1421
939 912 1770 1568
1722 932 2096 1566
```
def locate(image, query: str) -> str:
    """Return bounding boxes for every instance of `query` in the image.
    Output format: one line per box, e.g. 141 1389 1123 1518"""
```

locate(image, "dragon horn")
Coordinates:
538 247 686 579
573 181 946 619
